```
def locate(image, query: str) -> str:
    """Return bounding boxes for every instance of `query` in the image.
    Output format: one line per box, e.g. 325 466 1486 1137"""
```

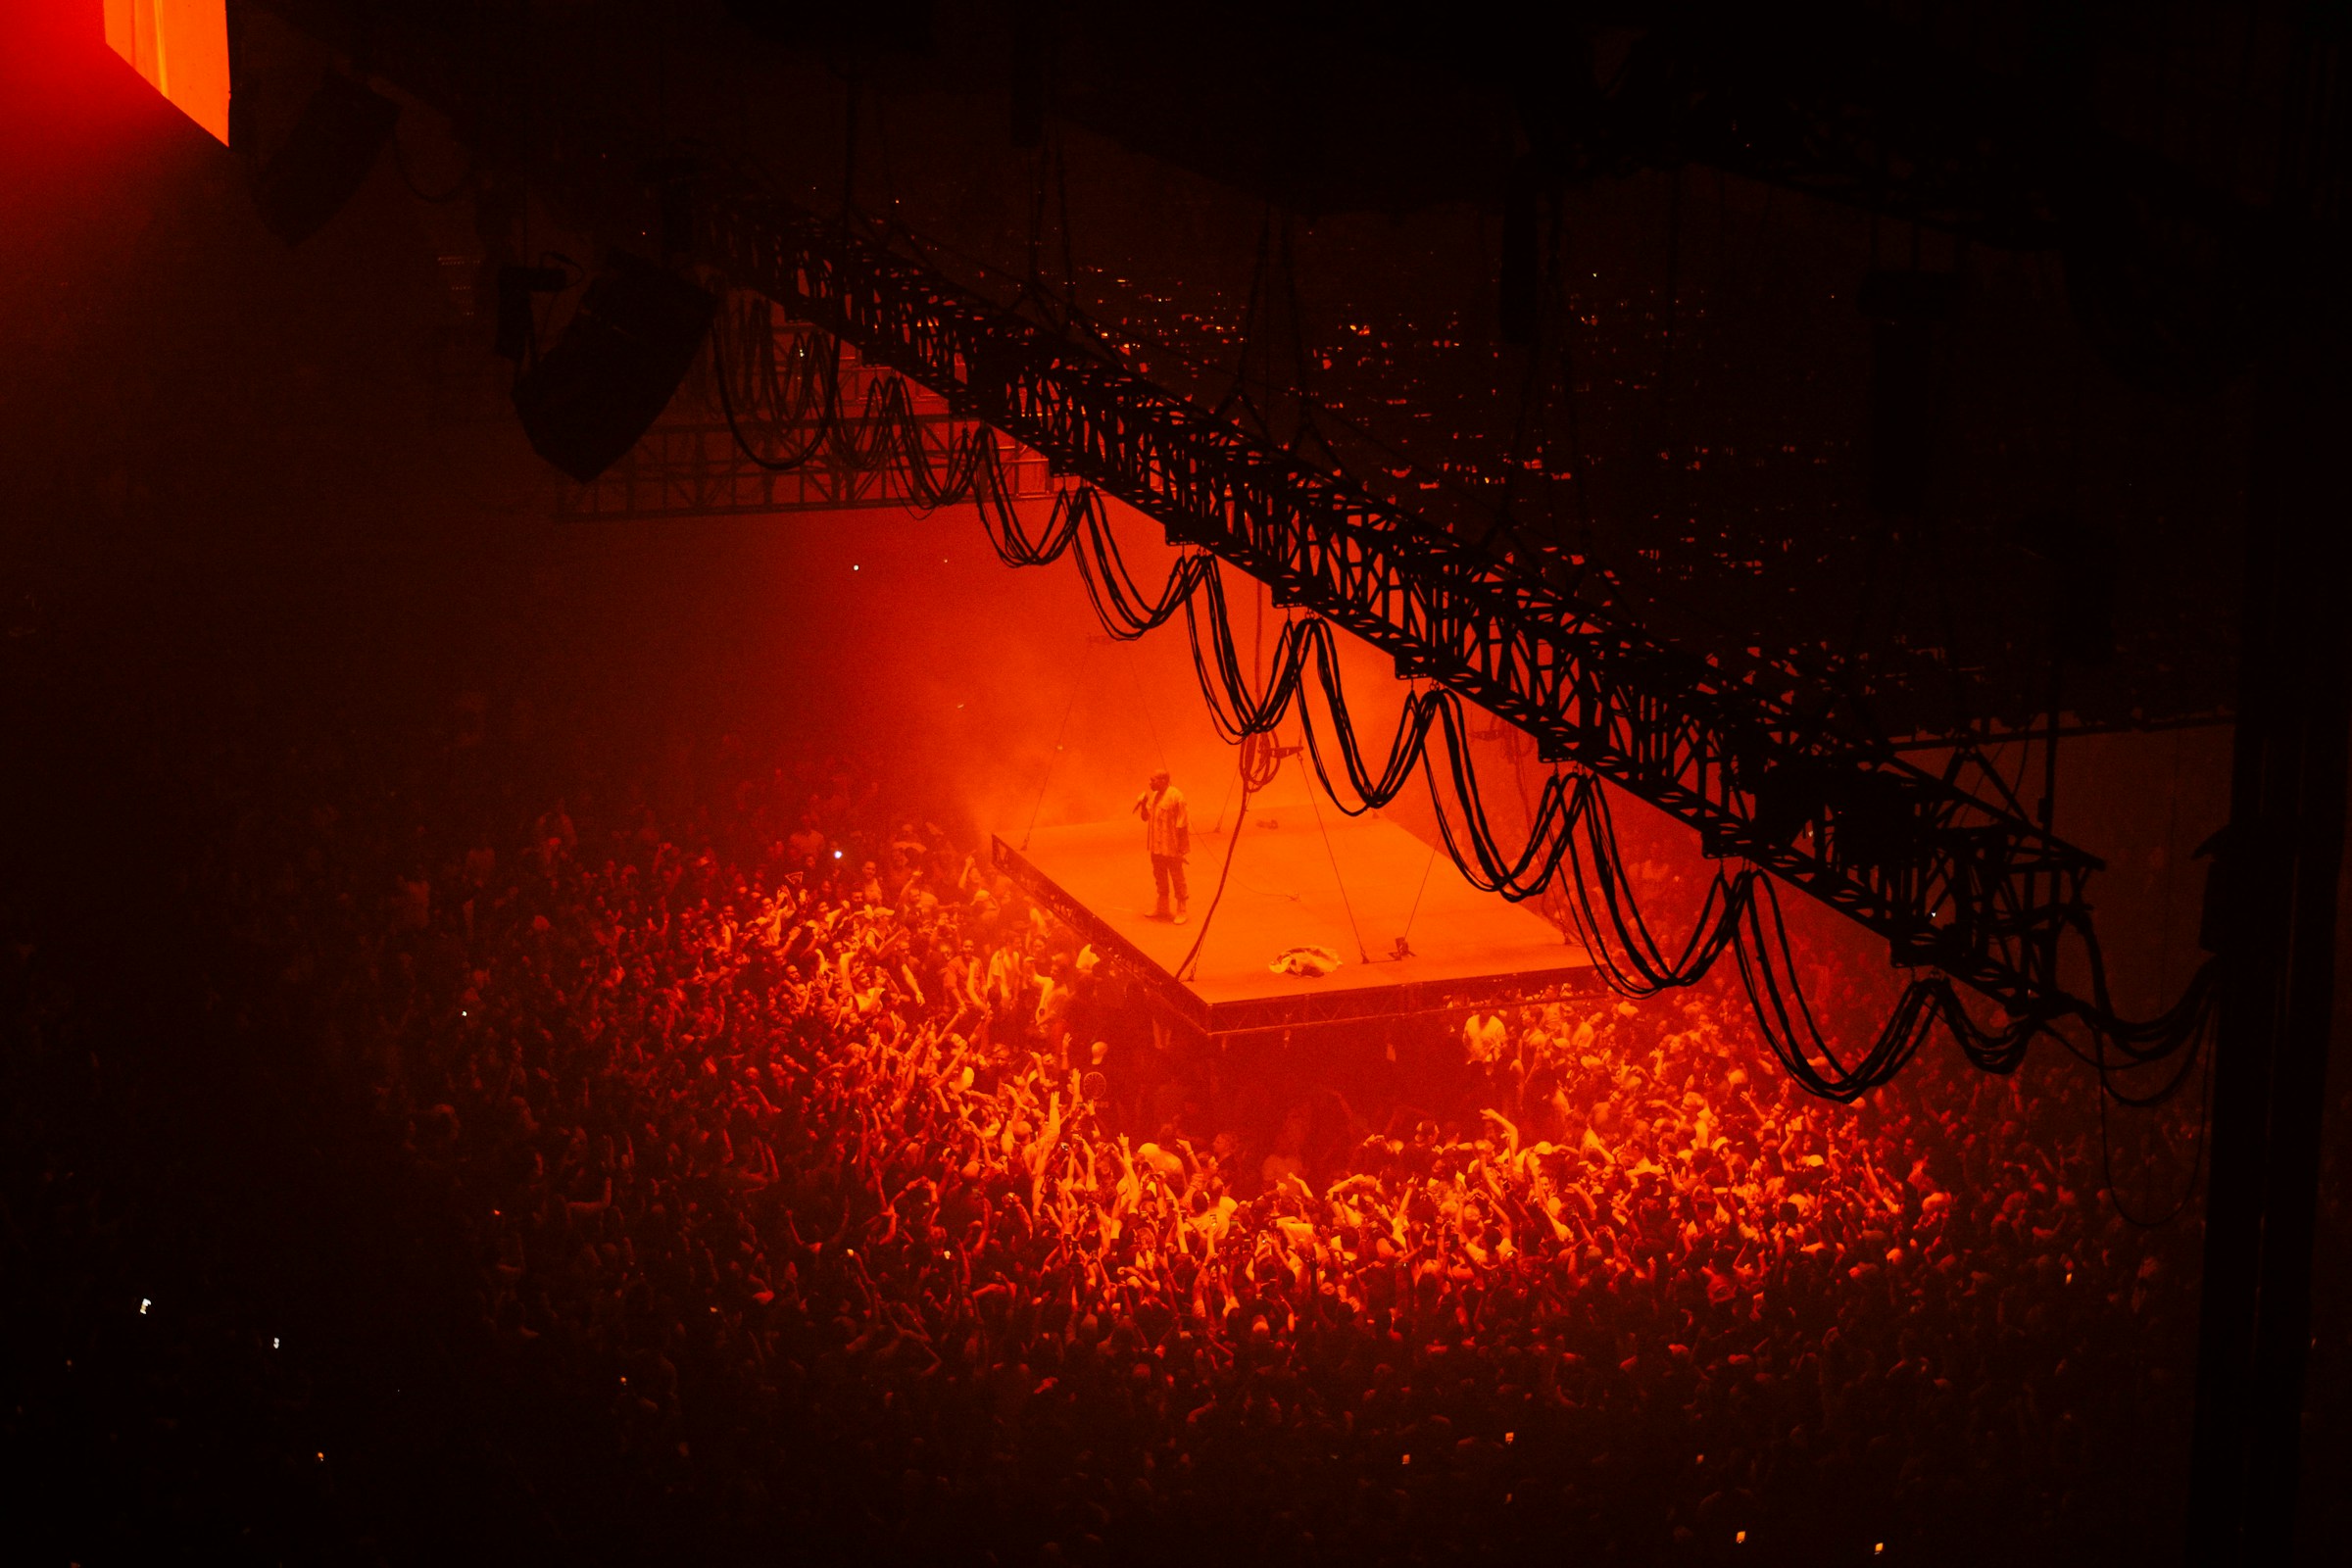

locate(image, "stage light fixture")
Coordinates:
514 252 718 482
249 70 400 245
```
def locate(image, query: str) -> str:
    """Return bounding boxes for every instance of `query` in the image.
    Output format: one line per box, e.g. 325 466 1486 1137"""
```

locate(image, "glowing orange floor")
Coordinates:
998 798 1599 1033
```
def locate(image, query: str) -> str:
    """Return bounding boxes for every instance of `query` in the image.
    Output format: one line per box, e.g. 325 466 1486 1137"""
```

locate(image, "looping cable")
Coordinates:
717 296 2221 1109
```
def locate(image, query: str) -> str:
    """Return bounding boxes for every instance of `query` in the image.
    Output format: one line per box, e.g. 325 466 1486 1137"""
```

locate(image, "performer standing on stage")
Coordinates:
1133 768 1191 924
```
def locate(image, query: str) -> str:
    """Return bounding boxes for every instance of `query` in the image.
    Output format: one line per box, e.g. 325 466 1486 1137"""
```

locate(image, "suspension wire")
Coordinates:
1398 834 1442 954
1300 725 1372 963
1121 642 1171 774
1174 731 1284 982
1206 768 1237 837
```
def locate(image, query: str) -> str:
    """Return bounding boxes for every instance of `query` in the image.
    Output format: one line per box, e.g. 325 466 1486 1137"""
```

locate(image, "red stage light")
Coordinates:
103 0 227 145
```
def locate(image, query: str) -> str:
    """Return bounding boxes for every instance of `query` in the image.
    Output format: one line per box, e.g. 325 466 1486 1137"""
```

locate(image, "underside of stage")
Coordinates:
995 799 1601 1038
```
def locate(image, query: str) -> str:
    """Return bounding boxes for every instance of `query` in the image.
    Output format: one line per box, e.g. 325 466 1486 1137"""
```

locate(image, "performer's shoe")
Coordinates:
1173 905 1190 926
1149 906 1171 922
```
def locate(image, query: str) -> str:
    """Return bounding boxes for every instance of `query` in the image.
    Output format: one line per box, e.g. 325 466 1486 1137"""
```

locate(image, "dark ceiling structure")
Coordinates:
236 0 2341 743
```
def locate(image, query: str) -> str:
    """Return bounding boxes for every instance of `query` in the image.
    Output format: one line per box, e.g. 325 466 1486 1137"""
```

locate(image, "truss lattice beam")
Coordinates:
703 194 2101 1020
560 325 1058 521
233 0 2108 1021
556 422 1057 521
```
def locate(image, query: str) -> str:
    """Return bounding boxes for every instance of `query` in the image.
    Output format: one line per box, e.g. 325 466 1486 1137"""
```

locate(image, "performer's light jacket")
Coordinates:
1142 786 1190 859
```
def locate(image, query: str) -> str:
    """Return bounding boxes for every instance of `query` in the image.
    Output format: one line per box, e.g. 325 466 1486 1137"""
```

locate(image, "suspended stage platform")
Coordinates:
994 804 1601 1038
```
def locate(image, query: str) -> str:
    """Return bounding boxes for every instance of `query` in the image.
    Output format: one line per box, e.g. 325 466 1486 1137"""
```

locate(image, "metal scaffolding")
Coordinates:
556 332 1059 521
555 420 1057 521
702 191 2104 1025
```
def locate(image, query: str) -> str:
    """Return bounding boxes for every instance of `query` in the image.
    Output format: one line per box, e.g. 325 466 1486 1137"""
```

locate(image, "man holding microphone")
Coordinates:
1133 768 1191 925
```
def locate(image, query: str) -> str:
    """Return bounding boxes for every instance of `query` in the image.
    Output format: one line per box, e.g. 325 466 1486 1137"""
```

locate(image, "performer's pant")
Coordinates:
1151 854 1189 912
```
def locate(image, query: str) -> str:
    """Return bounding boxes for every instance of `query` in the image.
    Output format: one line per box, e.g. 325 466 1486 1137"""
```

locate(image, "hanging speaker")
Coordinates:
250 72 400 246
514 252 717 483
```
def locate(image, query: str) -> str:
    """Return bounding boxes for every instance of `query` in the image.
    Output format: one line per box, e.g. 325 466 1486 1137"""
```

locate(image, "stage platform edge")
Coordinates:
992 823 1602 1039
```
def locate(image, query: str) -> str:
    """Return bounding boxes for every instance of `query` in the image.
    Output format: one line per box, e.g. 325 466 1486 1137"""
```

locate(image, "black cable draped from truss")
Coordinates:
706 295 995 511
688 297 2221 1105
1173 730 1286 983
968 453 2224 1103
977 481 1208 638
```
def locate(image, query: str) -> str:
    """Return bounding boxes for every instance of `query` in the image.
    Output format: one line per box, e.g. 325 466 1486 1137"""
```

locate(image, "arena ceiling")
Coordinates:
239 0 2346 744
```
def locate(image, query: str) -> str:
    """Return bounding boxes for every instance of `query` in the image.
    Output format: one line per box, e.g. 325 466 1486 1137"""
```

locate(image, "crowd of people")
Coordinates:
234 723 2201 1564
0 638 2230 1562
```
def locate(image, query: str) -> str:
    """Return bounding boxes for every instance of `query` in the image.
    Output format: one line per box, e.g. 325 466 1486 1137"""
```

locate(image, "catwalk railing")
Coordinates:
701 194 2103 1024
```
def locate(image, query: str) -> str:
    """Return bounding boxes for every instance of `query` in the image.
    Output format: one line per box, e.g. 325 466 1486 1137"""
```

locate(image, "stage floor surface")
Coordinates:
995 803 1597 1034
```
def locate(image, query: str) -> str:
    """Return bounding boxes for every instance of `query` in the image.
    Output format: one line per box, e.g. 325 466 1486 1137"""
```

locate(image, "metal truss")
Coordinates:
705 194 2104 1022
554 420 1057 520
239 0 2112 1023
557 336 1058 521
